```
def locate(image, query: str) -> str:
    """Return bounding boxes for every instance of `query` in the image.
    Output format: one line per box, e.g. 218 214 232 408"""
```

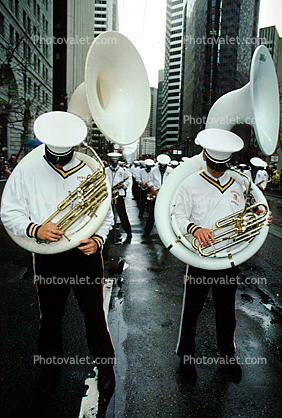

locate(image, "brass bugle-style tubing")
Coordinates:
57 189 108 232
57 184 108 231
41 172 106 226
191 202 268 257
197 226 262 257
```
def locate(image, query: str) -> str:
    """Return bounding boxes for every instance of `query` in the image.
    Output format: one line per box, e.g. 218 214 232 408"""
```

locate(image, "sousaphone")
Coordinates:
2 31 150 254
155 45 279 269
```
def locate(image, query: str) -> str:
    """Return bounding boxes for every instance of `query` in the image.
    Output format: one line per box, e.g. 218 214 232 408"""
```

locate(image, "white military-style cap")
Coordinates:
181 156 190 162
157 154 171 165
108 152 121 163
144 158 154 166
196 129 244 163
250 157 268 168
34 111 87 152
170 160 179 167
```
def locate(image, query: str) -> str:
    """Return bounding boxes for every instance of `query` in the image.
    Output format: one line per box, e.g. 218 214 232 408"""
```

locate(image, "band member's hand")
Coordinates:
37 222 64 241
77 238 98 255
116 183 124 189
151 187 157 195
194 228 215 248
256 209 273 225
141 182 147 188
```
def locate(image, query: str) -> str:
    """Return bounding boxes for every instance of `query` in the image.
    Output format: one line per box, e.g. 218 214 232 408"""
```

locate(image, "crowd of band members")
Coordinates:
106 153 276 242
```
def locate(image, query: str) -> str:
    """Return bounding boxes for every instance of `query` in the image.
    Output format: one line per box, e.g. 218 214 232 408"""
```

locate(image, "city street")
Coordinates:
1 185 282 418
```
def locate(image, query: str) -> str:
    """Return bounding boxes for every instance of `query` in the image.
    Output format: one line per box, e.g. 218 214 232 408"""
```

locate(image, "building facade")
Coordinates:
94 0 118 38
143 87 157 138
139 137 156 158
160 0 184 153
0 0 53 156
156 69 164 154
179 0 260 162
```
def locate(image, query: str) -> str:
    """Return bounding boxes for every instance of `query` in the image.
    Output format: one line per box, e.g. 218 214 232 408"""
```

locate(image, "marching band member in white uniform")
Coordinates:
1 113 115 410
251 157 268 192
106 152 132 241
138 158 154 219
143 154 172 237
170 160 179 169
238 163 252 181
130 160 140 202
174 130 272 384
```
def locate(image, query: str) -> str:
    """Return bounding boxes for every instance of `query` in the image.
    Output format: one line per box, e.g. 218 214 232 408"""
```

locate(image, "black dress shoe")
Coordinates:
97 365 115 417
222 358 242 383
180 357 197 383
34 365 60 399
97 365 115 400
126 233 132 240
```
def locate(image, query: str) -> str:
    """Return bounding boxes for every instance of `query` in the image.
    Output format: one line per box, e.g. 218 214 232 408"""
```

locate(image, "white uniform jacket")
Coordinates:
105 166 129 197
254 169 268 190
1 156 114 243
130 165 137 179
174 170 245 241
242 169 252 182
148 165 173 190
139 168 152 187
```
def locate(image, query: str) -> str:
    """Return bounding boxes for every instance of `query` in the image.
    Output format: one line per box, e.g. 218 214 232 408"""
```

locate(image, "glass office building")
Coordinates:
180 0 260 158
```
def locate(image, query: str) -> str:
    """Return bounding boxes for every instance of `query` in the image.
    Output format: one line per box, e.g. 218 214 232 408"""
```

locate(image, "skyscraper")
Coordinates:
179 0 260 159
161 0 184 153
156 69 164 154
53 0 118 111
94 0 118 38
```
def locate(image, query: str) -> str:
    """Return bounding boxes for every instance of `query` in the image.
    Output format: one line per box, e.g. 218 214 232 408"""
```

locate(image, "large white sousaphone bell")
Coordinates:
2 32 151 254
68 31 151 145
155 45 279 270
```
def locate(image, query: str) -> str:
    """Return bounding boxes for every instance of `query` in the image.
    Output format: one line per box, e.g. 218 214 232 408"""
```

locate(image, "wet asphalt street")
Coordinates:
1 185 282 418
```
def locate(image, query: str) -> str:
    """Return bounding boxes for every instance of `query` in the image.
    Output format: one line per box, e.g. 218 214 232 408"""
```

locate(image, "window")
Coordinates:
27 78 31 94
9 25 14 43
23 10 27 29
0 13 4 37
15 31 19 47
15 0 19 18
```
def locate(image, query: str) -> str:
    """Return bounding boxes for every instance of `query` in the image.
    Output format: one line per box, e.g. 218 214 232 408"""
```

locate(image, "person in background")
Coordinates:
251 157 268 192
106 152 132 242
8 154 18 172
143 154 172 237
170 160 179 169
138 158 154 220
